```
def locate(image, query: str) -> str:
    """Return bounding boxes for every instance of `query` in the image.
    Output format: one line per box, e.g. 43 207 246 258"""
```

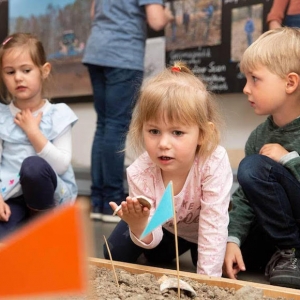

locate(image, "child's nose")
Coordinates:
243 82 250 95
14 71 23 81
158 134 171 149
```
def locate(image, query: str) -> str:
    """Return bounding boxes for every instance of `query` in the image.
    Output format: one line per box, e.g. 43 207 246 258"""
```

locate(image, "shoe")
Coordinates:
265 248 300 289
90 206 102 220
101 214 121 223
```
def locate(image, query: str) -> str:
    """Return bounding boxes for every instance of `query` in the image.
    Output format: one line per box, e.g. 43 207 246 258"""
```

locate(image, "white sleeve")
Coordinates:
37 126 72 175
0 138 2 164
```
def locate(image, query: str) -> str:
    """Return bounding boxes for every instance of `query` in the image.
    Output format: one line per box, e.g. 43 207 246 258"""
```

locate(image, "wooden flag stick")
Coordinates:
170 181 181 299
103 235 119 288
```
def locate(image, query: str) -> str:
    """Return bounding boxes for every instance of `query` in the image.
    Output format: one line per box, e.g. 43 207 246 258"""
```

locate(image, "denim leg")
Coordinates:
0 196 29 240
237 154 300 249
86 64 106 210
143 228 197 265
102 67 143 212
103 221 197 266
284 15 300 27
87 65 143 213
103 220 144 263
20 156 57 210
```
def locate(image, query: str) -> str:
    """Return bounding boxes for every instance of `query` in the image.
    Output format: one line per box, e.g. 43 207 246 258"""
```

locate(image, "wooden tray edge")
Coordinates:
88 257 300 299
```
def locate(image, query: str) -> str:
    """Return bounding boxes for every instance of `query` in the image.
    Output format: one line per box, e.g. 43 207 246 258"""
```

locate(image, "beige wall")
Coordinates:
69 93 266 170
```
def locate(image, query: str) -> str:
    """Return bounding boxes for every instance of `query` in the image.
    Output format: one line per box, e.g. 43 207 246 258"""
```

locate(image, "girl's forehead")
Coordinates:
2 48 33 66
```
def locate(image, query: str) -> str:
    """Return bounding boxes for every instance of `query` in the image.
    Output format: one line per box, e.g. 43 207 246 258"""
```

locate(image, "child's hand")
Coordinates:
110 196 150 239
0 196 11 222
14 109 42 135
222 242 246 279
259 143 288 162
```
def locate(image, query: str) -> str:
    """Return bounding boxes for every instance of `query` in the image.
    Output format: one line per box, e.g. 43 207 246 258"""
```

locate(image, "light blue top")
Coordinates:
82 0 163 71
0 101 78 204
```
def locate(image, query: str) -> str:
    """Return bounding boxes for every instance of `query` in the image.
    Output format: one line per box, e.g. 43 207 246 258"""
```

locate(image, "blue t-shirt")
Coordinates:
82 0 164 71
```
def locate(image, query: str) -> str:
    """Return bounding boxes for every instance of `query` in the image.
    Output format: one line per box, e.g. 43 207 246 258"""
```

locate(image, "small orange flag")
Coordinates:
0 202 89 298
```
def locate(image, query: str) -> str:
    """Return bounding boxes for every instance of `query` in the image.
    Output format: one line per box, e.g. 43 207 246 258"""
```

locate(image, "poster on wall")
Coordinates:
8 0 93 99
166 0 272 94
6 0 166 101
1 0 274 98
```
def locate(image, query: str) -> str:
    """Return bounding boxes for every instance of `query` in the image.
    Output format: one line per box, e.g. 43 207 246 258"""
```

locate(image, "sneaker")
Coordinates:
101 214 121 223
265 248 300 289
90 206 102 220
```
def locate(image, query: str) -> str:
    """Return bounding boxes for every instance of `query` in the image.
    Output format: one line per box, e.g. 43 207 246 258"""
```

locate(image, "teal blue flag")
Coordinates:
140 182 174 239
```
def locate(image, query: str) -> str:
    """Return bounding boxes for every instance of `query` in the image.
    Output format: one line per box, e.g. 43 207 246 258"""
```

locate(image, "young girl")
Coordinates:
0 33 78 239
105 62 233 277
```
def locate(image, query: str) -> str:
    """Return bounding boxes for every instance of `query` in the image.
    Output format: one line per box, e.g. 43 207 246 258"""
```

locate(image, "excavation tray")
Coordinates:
89 257 300 299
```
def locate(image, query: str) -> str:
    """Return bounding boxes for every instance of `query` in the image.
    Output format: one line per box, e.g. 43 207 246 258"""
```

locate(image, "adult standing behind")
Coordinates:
267 0 300 29
82 0 173 222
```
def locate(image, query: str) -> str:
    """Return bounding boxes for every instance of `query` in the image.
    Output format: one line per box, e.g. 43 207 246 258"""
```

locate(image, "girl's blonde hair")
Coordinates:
0 32 50 101
240 27 300 78
128 61 223 162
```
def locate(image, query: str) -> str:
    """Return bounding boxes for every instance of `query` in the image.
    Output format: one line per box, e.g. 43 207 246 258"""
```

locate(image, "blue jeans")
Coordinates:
86 64 143 214
237 154 300 250
0 157 57 240
284 14 300 28
103 220 197 267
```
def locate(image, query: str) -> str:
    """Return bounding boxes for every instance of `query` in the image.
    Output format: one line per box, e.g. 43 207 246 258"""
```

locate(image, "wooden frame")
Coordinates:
89 257 300 299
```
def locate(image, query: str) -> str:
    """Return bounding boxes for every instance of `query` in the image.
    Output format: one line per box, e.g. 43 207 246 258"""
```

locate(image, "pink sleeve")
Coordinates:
126 154 164 248
197 149 232 277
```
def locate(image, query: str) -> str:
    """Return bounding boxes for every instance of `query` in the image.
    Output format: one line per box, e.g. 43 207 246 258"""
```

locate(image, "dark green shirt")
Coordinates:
228 115 300 246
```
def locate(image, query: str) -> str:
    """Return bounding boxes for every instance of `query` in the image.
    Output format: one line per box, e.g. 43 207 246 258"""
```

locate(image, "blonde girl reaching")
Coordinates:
0 33 78 239
105 62 233 277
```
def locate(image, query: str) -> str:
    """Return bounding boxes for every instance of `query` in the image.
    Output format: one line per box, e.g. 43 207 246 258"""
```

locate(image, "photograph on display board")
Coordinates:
9 0 93 98
230 4 263 62
165 0 222 51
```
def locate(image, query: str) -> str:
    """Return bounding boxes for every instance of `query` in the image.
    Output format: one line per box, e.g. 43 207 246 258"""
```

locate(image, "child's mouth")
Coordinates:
160 156 172 160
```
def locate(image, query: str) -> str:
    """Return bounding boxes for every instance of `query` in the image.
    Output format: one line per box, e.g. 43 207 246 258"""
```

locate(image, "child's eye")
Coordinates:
252 76 257 82
6 71 14 75
173 130 184 136
149 129 160 135
23 69 31 73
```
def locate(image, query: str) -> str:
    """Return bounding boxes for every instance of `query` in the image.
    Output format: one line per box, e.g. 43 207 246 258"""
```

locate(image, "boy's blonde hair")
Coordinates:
128 61 223 162
240 27 300 78
0 32 50 101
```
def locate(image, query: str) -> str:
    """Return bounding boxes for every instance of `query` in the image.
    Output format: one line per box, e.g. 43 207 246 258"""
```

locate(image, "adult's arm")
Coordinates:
145 4 174 31
266 0 290 29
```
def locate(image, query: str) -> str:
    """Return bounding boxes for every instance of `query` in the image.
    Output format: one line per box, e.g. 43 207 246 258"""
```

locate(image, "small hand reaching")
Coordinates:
110 196 150 240
223 242 246 279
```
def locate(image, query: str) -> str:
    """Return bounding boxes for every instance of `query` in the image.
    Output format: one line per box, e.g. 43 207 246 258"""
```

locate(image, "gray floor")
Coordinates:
75 168 268 285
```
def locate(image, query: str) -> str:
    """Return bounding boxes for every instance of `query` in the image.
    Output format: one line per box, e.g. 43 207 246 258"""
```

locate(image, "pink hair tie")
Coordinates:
171 66 181 72
2 37 12 46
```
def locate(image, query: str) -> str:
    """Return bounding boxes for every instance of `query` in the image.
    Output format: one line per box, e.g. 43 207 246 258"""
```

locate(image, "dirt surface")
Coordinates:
62 265 294 300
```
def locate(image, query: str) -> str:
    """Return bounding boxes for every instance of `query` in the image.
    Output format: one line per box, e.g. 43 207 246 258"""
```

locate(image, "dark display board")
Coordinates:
0 0 273 102
165 0 273 93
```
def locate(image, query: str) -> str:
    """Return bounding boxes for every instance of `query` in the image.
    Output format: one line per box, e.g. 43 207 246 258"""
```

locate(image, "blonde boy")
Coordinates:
223 27 300 289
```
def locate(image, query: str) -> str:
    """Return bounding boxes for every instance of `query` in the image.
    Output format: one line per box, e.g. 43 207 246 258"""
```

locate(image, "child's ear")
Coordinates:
286 72 299 94
42 62 51 79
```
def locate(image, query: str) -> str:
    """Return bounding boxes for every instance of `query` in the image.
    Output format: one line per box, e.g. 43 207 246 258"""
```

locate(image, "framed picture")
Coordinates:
8 0 93 102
